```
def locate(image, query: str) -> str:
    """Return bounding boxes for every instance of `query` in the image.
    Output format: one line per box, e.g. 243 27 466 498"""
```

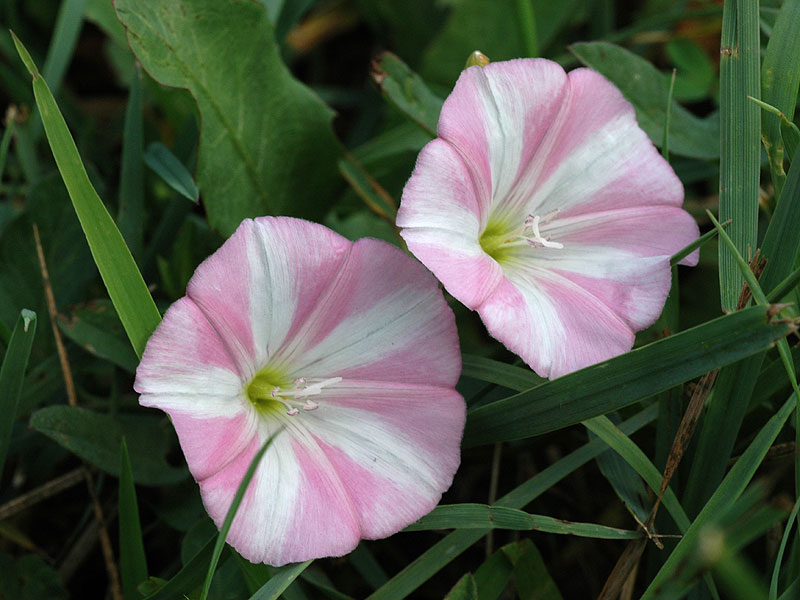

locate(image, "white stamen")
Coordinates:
286 407 299 416
302 399 319 411
271 386 280 398
523 214 563 249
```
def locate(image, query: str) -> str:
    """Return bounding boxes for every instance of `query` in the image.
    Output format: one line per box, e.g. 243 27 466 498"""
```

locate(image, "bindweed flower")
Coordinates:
397 58 700 379
135 217 465 566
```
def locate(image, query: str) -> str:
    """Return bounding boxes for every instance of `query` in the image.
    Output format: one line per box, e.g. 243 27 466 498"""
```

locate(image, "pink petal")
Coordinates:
186 218 350 378
436 59 569 219
305 381 465 539
398 139 504 308
135 296 241 398
478 270 635 379
274 238 462 387
519 68 683 219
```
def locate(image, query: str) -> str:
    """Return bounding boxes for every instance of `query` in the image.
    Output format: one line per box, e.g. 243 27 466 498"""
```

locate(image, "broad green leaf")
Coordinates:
144 142 199 204
30 405 187 485
12 34 161 359
405 504 640 539
761 0 800 197
115 0 341 236
642 395 796 598
366 405 658 600
57 300 139 373
717 0 761 311
667 38 715 102
570 41 720 160
464 305 792 446
372 52 443 136
444 573 478 600
0 552 68 600
0 309 36 480
119 438 148 600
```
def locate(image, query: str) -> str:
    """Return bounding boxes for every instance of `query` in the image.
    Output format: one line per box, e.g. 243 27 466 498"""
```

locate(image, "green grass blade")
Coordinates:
119 438 148 600
249 562 313 600
760 144 800 293
405 504 640 539
144 142 199 204
584 416 690 529
338 156 397 220
783 119 799 160
770 496 800 600
718 0 761 311
464 305 792 446
461 355 544 391
0 309 36 481
444 573 478 600
348 545 388 591
118 66 145 260
669 223 725 266
143 535 217 600
760 0 800 198
41 0 87 92
642 395 796 598
12 33 161 359
366 405 658 600
515 0 538 57
200 434 279 600
0 119 16 180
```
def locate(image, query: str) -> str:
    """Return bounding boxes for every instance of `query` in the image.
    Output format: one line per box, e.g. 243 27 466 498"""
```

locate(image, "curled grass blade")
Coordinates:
0 309 36 480
770 496 800 600
12 33 161 358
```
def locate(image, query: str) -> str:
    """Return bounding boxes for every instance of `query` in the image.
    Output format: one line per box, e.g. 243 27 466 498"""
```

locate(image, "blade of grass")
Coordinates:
770 496 800 600
144 142 199 204
641 395 796 598
250 562 313 600
718 0 761 311
760 0 800 198
0 117 16 180
0 309 36 480
199 434 279 600
119 438 148 600
366 404 658 600
662 69 677 161
670 220 728 266
406 504 640 539
12 33 161 358
515 0 538 57
767 265 800 302
464 305 793 446
143 535 217 600
117 66 144 260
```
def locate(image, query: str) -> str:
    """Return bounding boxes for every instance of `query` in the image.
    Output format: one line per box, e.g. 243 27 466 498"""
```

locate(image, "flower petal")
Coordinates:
274 238 462 387
478 268 635 379
135 296 241 399
435 59 568 215
186 218 350 379
516 68 683 221
306 381 465 539
398 139 504 308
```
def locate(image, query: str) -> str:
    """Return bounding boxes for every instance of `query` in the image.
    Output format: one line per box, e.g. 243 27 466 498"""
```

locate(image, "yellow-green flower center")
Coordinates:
246 365 341 417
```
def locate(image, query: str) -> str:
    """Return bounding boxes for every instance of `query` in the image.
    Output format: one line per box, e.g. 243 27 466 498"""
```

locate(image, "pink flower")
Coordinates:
135 217 465 566
397 59 700 379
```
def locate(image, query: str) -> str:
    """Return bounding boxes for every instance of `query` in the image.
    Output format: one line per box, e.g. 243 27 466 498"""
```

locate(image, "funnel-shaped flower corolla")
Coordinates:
398 59 699 379
135 217 464 566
